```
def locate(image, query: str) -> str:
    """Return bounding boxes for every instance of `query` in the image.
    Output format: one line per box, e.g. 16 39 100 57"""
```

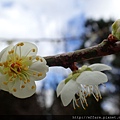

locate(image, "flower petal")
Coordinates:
56 80 65 97
29 59 49 80
13 42 38 57
30 58 48 73
29 71 47 81
0 75 9 92
60 80 78 106
0 45 14 62
89 63 112 71
76 71 108 85
8 79 36 98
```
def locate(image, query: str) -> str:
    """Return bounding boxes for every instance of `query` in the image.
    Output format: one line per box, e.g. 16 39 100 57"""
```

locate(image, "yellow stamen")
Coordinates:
17 43 20 46
24 80 27 84
13 73 17 78
16 57 19 60
9 78 13 82
3 62 8 67
20 42 24 46
3 82 8 85
96 99 99 102
86 103 88 107
0 63 3 66
19 76 23 80
36 56 39 60
19 58 22 61
33 72 36 75
29 56 32 60
13 88 17 92
3 71 7 74
38 73 42 76
8 51 11 54
32 49 35 52
27 79 30 83
31 86 35 89
21 85 25 88
40 59 43 62
9 60 12 62
11 50 14 53
24 67 28 71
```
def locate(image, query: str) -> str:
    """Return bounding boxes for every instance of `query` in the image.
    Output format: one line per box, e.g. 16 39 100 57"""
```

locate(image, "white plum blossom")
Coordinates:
0 42 49 98
57 63 112 109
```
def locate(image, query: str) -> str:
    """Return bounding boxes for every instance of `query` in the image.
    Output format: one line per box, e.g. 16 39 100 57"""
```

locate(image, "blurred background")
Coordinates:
0 0 120 115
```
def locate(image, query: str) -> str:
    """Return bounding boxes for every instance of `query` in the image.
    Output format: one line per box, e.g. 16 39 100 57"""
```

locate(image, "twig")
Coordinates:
44 39 120 68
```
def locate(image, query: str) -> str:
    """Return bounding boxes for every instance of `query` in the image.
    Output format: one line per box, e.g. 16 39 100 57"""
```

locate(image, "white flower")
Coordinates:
56 63 111 109
0 42 49 98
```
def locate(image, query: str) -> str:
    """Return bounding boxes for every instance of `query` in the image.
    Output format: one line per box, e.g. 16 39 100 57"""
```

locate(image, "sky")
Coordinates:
0 0 120 56
0 0 120 40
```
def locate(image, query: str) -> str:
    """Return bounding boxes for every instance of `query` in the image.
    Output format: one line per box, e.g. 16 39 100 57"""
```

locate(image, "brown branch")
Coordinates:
44 39 120 68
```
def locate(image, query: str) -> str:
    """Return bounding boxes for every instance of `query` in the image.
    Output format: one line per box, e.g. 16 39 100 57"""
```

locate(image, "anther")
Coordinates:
29 56 32 60
8 51 11 54
0 63 3 66
96 95 99 98
20 42 24 46
96 99 99 102
27 79 30 83
38 73 42 76
19 58 22 61
86 103 88 107
3 62 8 67
9 78 13 82
13 73 17 78
31 86 35 89
36 56 39 60
100 96 102 99
11 50 14 53
13 88 17 92
17 43 20 46
21 85 25 88
33 72 36 75
32 49 35 52
24 80 27 84
24 67 28 71
9 60 12 62
19 76 23 80
3 82 8 85
3 71 7 74
40 59 43 62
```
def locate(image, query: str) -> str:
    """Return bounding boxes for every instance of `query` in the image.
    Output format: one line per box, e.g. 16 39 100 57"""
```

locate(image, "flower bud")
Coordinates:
112 19 120 40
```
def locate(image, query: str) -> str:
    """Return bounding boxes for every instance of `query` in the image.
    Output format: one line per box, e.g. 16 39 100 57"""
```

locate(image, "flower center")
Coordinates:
0 42 43 88
0 42 34 82
11 62 22 73
0 42 46 94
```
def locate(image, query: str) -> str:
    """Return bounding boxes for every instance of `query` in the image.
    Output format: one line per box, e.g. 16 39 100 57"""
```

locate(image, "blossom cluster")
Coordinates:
57 64 112 109
0 42 49 98
0 41 112 107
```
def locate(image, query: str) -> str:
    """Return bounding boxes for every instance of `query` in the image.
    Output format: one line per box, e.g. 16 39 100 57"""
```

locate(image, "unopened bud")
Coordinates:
112 19 120 40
